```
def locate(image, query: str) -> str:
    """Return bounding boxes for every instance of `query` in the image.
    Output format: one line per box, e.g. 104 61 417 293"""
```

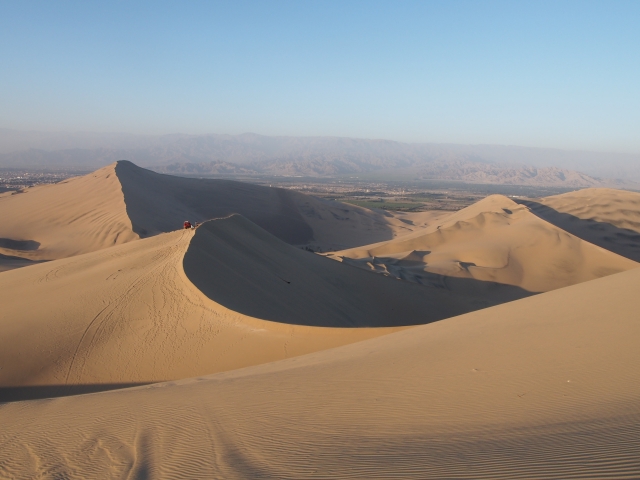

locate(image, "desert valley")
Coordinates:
0 161 639 478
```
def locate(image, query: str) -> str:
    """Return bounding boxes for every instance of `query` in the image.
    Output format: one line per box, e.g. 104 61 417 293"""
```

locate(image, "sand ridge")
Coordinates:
116 160 432 248
1 265 640 478
519 187 640 261
326 194 638 306
0 163 138 264
0 161 433 271
0 214 480 399
2 166 640 478
184 214 477 327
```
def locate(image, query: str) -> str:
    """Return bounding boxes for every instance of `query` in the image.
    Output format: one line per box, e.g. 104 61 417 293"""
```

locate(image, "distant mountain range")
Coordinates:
155 158 625 189
1 130 638 188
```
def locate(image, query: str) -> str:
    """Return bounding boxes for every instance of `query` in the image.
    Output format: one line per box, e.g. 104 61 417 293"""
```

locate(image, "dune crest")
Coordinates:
0 163 138 263
184 214 475 327
0 161 432 271
0 215 480 400
519 187 640 262
2 264 640 478
2 168 640 478
115 160 433 248
327 194 638 305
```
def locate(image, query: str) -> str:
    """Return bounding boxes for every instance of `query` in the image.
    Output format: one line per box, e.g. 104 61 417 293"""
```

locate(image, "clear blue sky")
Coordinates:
1 0 639 152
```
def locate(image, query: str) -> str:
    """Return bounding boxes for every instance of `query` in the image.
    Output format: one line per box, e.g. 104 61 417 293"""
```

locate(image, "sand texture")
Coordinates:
1 164 639 479
0 161 429 272
0 253 45 272
1 265 640 478
115 160 426 248
518 187 640 261
0 163 138 265
327 194 638 306
0 215 480 402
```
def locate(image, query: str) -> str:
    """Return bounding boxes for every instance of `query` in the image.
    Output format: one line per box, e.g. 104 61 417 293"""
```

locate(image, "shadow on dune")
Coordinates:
0 238 40 251
0 252 44 272
0 383 151 403
398 269 536 307
338 256 536 308
516 200 640 262
182 215 530 327
116 160 314 244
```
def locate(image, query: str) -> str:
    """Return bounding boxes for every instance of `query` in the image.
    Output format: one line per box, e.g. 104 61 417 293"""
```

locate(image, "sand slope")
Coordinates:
0 163 138 264
327 194 638 306
2 264 640 478
519 187 640 262
0 253 45 273
185 215 474 326
0 161 427 271
0 215 477 400
117 161 428 249
0 161 428 271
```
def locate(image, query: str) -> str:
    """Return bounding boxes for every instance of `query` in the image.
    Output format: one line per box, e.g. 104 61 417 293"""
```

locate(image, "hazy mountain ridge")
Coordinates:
155 158 622 188
412 161 620 187
1 130 638 187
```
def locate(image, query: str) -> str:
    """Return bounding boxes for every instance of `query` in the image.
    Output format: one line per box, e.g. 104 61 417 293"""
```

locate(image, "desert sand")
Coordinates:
519 187 640 261
0 214 479 402
0 253 44 273
327 194 638 306
1 163 639 479
0 161 430 271
1 263 639 478
0 163 138 266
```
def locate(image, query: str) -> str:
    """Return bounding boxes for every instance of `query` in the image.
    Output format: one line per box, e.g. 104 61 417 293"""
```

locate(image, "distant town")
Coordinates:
0 168 89 193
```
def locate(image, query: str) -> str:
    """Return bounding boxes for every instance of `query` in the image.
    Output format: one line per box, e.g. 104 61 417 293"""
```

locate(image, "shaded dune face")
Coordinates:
0 215 477 401
517 188 640 262
115 161 314 244
2 266 640 479
0 160 424 272
2 172 640 478
114 161 425 250
0 238 40 250
329 195 638 305
0 226 404 399
183 215 475 327
0 253 43 272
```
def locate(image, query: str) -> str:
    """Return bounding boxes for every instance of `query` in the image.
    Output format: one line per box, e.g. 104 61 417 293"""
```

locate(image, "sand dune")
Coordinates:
117 161 430 250
2 263 640 478
0 215 479 401
0 161 427 271
185 215 474 326
0 163 138 266
2 168 639 478
0 253 44 272
518 187 640 262
327 194 638 306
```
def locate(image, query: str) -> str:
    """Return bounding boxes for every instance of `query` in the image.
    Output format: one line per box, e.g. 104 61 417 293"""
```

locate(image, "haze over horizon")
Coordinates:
5 3 640 478
2 128 640 155
1 0 639 155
